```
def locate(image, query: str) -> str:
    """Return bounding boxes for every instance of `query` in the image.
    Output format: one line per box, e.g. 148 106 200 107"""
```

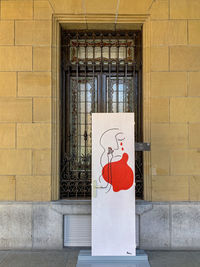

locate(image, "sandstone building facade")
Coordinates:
0 0 200 249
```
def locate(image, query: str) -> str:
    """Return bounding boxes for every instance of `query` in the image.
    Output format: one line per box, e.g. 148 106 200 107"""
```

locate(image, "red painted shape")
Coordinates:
120 142 123 146
122 147 124 151
102 153 134 192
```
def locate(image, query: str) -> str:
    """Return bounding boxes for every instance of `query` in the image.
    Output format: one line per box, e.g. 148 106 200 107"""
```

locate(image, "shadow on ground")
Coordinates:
0 248 200 267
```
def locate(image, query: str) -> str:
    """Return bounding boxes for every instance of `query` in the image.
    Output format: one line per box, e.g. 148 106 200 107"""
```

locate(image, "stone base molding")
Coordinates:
0 201 199 250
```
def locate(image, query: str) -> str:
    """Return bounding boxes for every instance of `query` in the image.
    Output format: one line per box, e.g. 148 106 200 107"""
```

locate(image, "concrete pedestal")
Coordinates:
76 249 151 267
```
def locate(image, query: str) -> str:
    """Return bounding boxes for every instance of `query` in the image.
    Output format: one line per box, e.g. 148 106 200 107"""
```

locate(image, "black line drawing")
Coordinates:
96 128 125 193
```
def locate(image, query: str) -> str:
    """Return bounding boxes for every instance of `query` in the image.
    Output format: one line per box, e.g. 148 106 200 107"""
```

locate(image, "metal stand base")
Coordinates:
76 249 151 267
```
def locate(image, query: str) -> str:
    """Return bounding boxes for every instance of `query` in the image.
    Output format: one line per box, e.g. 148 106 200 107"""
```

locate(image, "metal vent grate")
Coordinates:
64 215 91 247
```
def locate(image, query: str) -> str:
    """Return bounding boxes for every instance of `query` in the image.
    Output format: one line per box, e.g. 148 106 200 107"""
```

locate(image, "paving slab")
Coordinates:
0 252 9 265
0 249 200 267
147 251 200 267
65 248 80 267
0 251 70 267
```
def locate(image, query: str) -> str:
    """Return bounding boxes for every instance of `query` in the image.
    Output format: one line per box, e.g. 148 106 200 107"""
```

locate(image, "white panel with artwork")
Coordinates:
92 113 135 256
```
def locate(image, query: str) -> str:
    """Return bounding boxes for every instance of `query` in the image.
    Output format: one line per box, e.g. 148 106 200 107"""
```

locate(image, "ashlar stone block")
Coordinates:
151 20 187 45
16 176 51 201
140 204 170 249
170 97 200 123
152 176 189 201
170 47 200 71
151 72 187 97
190 176 200 201
188 20 200 45
151 47 168 71
0 46 32 71
0 204 32 249
0 98 32 122
18 72 51 97
0 21 14 45
151 98 169 122
0 124 15 148
1 0 33 19
151 123 188 149
85 0 117 13
0 176 15 201
150 0 168 19
49 0 83 13
33 47 51 71
151 149 170 176
0 72 16 97
172 205 200 248
189 124 200 148
118 0 152 14
170 0 200 19
17 123 51 149
33 150 51 175
0 150 32 175
189 72 200 96
15 21 51 46
34 1 53 19
32 205 63 249
33 98 51 122
171 150 200 175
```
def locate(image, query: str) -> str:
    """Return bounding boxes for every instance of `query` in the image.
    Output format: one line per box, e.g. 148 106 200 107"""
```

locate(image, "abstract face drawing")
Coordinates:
98 128 134 193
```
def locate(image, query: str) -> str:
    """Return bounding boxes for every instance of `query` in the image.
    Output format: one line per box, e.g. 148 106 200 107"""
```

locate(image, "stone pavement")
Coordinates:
0 248 200 267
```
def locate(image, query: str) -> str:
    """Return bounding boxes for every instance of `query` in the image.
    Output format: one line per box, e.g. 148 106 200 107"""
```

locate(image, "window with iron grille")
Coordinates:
60 30 143 199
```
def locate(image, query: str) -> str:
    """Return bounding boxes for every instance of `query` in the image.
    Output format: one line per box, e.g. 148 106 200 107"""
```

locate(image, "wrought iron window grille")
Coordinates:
60 30 143 199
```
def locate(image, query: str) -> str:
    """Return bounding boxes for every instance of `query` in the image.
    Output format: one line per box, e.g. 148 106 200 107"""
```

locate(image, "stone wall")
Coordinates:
150 0 200 201
1 201 200 250
0 0 52 201
0 0 200 202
